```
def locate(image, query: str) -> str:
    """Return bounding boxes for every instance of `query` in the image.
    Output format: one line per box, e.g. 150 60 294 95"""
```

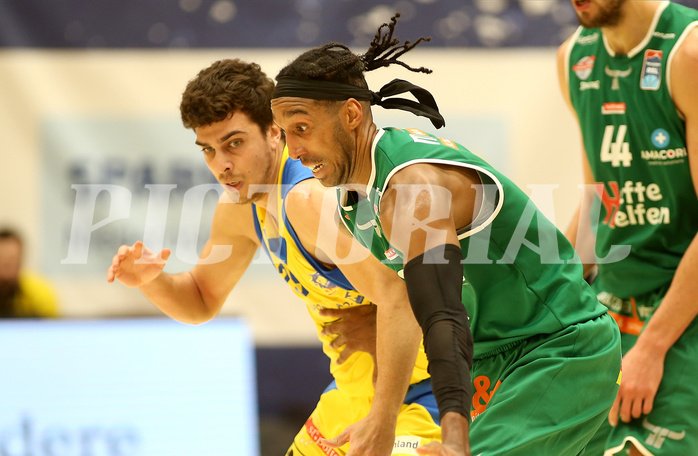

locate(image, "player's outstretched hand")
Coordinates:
320 304 377 365
322 415 395 456
107 241 171 287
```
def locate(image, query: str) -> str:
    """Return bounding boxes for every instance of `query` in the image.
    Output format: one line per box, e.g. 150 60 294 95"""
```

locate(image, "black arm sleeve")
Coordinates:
403 243 474 421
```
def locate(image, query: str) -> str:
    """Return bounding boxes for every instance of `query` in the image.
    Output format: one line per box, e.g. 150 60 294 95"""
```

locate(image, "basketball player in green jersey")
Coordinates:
558 1 698 454
271 15 622 456
107 59 442 456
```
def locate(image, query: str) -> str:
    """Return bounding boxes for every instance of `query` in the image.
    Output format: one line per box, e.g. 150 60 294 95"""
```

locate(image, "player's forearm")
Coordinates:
634 233 698 354
369 297 422 424
440 412 471 456
404 245 474 422
139 271 217 324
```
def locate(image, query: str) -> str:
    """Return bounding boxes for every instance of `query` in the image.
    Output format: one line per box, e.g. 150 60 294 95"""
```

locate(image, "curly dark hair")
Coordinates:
276 14 432 88
180 59 275 132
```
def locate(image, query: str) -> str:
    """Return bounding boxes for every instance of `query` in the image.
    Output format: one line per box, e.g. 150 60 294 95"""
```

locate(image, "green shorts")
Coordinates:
597 313 698 455
581 285 698 455
469 313 622 456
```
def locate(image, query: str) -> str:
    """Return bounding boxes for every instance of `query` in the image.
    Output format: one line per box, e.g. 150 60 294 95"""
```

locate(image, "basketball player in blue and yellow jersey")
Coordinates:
107 59 440 456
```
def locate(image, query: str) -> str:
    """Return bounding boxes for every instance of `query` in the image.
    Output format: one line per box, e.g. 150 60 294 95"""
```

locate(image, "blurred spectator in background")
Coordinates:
0 227 59 318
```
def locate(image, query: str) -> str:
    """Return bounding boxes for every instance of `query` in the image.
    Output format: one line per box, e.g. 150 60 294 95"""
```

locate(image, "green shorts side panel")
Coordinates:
470 314 622 456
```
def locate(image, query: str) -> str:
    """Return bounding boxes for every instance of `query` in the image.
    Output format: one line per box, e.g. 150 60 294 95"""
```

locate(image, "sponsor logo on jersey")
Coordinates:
577 32 599 45
573 56 596 80
304 418 341 456
310 272 337 293
640 128 687 163
439 137 458 150
601 102 626 115
392 436 421 455
596 180 670 229
604 65 632 90
385 247 399 261
640 49 663 90
651 128 670 148
652 31 676 40
471 375 501 421
406 128 427 136
643 418 686 449
641 147 687 162
580 80 600 91
343 291 365 305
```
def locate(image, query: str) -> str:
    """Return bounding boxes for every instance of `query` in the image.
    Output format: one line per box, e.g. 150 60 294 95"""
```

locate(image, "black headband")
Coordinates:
272 77 445 129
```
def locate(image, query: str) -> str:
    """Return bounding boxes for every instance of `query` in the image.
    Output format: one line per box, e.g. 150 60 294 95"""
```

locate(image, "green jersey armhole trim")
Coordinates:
366 128 386 195
378 158 505 241
337 203 353 236
337 187 354 212
667 21 698 120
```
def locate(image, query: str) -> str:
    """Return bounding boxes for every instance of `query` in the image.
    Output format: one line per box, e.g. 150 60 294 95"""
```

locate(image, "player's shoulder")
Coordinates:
669 26 698 118
669 25 698 86
557 37 570 62
557 29 581 63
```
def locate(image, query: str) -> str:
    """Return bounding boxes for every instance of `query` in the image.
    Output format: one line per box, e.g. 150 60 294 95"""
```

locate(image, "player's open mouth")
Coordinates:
226 181 242 190
310 163 324 174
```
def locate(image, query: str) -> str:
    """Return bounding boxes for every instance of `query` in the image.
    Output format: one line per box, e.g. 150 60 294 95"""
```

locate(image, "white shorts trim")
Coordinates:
604 436 655 456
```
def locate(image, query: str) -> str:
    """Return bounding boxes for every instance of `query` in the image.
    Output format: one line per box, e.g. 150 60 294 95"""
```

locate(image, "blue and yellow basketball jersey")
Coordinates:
252 149 429 397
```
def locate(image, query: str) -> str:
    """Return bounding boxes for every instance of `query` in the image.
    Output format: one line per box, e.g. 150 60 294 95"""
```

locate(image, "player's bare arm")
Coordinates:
107 192 260 324
285 177 423 456
557 36 599 276
380 163 480 259
608 26 698 427
379 163 480 456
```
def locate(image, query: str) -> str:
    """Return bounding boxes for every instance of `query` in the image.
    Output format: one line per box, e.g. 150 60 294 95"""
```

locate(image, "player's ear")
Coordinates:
267 122 282 145
343 98 364 131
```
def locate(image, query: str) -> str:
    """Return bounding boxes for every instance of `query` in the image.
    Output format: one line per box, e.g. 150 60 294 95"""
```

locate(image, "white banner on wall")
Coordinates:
0 318 259 456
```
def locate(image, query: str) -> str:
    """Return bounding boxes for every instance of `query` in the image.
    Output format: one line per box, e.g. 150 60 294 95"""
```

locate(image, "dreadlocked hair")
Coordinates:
276 13 432 88
361 14 432 74
180 59 275 132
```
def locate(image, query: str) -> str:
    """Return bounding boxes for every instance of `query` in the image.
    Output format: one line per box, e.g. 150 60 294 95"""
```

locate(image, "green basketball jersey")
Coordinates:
565 1 698 299
338 127 606 358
